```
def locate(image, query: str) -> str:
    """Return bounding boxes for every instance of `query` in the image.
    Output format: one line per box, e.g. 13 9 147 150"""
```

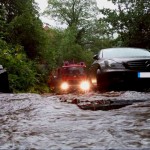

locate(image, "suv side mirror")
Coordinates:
93 54 99 60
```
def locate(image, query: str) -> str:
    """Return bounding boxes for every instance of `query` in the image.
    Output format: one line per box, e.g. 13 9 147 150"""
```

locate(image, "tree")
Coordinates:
0 0 47 59
82 18 115 53
100 0 150 49
44 0 99 45
0 0 52 92
0 40 37 92
44 25 94 67
42 27 64 69
0 0 39 23
8 12 47 59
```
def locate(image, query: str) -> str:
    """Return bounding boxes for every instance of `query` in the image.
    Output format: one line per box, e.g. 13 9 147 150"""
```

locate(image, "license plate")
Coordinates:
138 72 150 78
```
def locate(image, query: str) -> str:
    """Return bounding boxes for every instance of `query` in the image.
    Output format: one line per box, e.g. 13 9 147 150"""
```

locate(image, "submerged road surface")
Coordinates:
0 91 150 149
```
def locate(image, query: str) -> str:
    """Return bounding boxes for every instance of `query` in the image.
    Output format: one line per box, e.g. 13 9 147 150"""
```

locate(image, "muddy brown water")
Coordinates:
0 91 150 149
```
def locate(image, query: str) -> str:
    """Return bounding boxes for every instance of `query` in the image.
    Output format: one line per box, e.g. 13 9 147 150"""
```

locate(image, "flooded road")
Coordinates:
0 91 150 149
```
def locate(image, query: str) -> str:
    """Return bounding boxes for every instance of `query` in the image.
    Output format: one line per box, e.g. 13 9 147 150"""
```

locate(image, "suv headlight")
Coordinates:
104 60 125 69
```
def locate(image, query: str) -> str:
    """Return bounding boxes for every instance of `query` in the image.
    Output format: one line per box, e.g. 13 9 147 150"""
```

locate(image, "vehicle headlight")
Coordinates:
80 81 90 91
61 82 69 90
91 78 97 84
105 60 125 69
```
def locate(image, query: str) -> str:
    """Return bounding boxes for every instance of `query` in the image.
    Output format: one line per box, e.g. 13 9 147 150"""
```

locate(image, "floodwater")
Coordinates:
0 91 150 149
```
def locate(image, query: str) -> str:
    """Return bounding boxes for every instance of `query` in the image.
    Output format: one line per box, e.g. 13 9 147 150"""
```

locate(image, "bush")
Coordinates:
0 40 37 92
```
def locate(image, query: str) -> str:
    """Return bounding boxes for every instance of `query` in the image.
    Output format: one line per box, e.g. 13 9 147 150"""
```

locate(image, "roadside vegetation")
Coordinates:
0 0 149 93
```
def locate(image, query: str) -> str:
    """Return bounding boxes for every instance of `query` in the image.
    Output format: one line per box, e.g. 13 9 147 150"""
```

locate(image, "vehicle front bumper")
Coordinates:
100 70 150 88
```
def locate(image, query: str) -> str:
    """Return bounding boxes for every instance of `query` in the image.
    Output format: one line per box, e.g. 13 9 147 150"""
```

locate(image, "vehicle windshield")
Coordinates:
63 67 85 75
102 48 150 58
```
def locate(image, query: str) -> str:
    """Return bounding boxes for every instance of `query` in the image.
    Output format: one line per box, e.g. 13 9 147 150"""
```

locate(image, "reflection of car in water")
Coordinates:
89 47 150 90
48 62 90 93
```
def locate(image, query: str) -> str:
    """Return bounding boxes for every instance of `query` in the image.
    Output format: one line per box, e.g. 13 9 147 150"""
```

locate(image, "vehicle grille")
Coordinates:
68 80 80 85
125 60 150 71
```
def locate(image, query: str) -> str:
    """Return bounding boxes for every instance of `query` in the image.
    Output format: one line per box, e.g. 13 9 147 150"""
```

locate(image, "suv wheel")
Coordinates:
96 69 107 91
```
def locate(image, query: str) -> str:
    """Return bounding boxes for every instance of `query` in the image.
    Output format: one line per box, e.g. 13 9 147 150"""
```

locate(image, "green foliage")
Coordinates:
45 0 98 28
82 19 115 54
54 26 93 66
0 40 37 92
7 12 47 59
42 27 64 70
0 4 7 40
44 0 115 56
0 0 52 93
0 0 47 59
43 24 94 68
0 0 39 23
44 0 101 66
45 0 99 46
100 0 150 49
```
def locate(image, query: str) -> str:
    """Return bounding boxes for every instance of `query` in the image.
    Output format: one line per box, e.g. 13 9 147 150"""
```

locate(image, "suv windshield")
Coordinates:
102 48 150 58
